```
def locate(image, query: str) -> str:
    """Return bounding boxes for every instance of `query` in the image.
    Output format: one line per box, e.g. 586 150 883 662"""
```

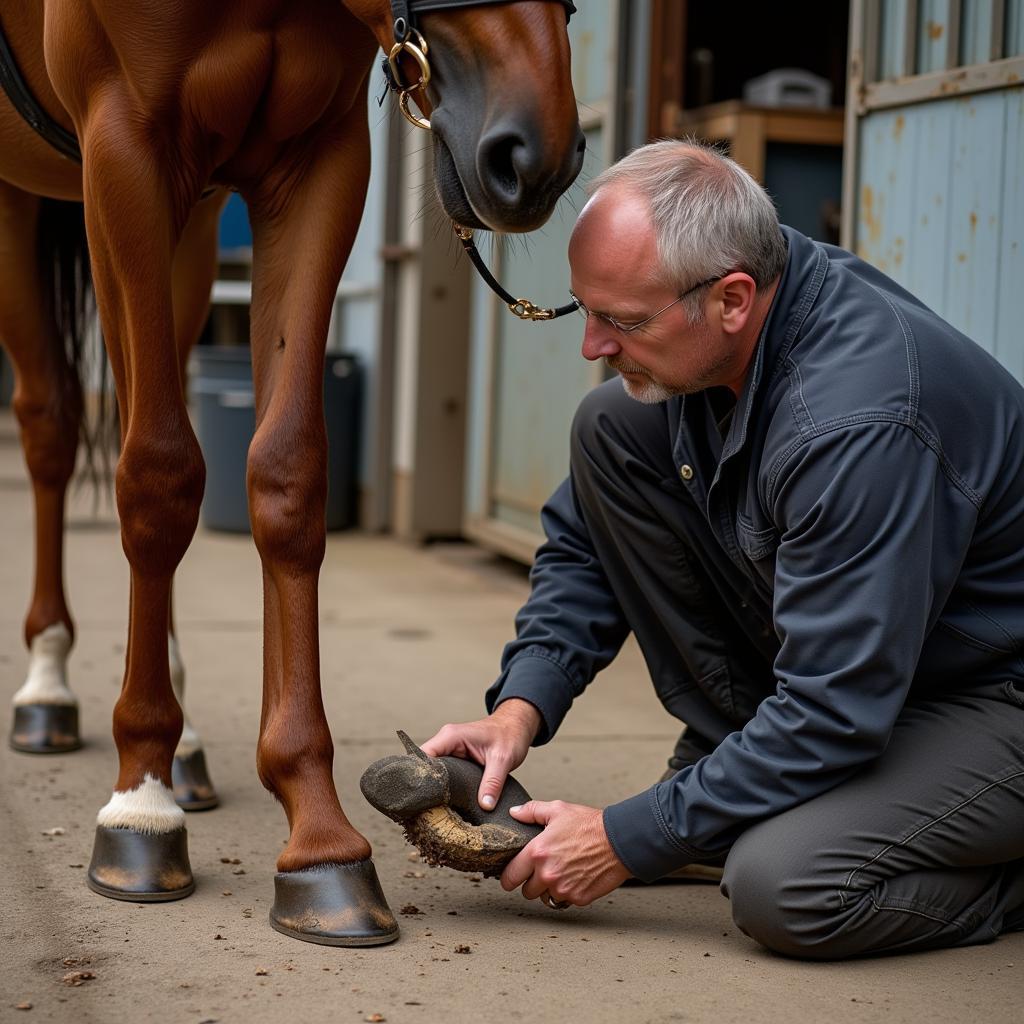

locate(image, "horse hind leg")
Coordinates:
0 182 84 754
168 630 218 810
167 191 226 812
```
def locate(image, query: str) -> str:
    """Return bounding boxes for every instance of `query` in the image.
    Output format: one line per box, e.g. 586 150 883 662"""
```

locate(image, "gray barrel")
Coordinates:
190 346 361 533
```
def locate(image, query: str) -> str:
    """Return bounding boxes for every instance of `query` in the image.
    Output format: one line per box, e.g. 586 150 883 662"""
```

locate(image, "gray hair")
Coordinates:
588 139 787 319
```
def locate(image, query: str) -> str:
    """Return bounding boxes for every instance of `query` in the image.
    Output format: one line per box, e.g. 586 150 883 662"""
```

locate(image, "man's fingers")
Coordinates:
508 800 553 826
478 776 504 810
500 846 534 892
419 723 458 759
478 753 512 810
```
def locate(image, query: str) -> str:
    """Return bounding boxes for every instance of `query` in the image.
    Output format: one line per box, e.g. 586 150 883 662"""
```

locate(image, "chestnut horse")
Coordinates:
0 0 582 945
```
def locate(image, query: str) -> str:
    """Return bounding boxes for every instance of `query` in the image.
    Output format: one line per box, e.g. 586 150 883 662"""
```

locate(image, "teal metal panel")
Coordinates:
489 125 604 530
1008 0 1024 54
944 95 1004 345
880 0 913 77
465 0 612 547
995 89 1024 378
855 87 1024 379
917 0 953 72
855 108 920 279
960 0 995 65
903 102 955 315
570 0 613 107
464 266 493 521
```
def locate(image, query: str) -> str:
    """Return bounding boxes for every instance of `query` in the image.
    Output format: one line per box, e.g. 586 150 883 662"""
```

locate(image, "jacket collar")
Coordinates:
718 226 829 464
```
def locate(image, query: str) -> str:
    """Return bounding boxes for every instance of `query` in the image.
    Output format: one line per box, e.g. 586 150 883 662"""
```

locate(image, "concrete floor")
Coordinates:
0 408 1021 1024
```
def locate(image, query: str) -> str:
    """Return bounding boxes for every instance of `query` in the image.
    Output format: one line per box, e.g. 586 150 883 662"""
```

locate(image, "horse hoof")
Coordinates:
172 749 219 811
9 704 81 754
270 861 399 947
360 730 541 877
87 825 195 902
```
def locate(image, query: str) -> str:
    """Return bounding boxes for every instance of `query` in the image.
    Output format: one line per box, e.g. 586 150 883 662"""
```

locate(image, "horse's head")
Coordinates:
352 1 584 233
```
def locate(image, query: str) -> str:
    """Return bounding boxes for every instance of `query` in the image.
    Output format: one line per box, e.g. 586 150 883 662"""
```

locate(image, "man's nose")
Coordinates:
581 321 621 362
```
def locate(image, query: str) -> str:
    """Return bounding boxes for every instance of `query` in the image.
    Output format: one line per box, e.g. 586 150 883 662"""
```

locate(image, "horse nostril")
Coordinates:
479 130 527 202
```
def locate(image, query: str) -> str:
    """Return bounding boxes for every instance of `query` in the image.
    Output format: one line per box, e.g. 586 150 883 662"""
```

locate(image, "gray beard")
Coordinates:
618 373 676 404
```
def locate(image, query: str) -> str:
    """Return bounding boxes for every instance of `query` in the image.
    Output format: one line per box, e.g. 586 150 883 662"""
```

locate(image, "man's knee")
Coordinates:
723 819 843 961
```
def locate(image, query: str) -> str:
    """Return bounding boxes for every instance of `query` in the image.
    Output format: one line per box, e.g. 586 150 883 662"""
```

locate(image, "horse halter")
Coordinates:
382 0 579 322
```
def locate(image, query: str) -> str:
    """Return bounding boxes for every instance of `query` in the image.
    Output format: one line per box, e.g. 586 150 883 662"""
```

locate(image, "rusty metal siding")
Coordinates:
1009 0 1024 54
854 89 1024 373
464 0 615 561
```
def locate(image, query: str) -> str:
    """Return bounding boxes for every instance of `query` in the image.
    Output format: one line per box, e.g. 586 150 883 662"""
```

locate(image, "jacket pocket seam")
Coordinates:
936 619 1013 656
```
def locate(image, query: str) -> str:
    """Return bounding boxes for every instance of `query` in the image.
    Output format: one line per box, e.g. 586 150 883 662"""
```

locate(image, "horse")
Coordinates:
0 0 583 946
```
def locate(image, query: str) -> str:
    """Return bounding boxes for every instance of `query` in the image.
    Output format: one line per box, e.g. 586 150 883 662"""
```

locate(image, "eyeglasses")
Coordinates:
569 275 722 335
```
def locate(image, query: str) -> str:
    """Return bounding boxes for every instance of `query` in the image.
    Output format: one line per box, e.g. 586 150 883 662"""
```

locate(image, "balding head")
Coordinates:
569 184 661 293
578 140 787 319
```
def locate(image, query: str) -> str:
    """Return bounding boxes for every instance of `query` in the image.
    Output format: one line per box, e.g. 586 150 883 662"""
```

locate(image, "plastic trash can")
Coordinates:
190 346 361 533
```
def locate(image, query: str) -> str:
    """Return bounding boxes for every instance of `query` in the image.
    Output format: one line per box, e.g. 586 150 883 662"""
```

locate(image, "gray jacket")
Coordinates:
485 226 1024 881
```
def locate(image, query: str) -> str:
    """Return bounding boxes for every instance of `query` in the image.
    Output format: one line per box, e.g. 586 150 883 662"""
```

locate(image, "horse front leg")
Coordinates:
0 182 81 753
244 114 398 946
78 104 206 901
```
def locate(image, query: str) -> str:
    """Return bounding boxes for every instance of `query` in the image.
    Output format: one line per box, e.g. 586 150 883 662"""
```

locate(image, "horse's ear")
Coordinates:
397 729 431 761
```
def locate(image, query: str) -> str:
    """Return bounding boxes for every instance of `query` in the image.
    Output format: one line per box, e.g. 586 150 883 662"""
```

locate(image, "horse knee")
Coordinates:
257 711 334 795
116 424 205 575
13 390 80 487
247 427 327 574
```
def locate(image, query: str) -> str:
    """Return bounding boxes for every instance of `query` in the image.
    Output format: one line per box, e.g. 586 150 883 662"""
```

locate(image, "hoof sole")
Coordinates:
10 704 81 754
172 749 219 811
270 861 399 947
87 825 194 902
360 742 540 877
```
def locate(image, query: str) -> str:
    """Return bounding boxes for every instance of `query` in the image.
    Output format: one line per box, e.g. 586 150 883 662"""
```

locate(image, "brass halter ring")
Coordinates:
508 298 557 321
387 29 432 131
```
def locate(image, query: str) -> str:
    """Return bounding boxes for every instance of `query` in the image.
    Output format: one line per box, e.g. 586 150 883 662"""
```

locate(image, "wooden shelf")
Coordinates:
674 101 845 181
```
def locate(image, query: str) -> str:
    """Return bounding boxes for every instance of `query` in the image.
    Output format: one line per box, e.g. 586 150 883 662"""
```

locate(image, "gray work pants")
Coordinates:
571 380 1024 959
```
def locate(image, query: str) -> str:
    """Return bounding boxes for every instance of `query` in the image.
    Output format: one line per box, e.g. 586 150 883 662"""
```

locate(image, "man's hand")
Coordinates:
501 800 631 908
420 698 542 810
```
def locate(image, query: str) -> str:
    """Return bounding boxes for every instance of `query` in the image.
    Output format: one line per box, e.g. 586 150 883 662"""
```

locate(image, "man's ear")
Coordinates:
717 273 757 335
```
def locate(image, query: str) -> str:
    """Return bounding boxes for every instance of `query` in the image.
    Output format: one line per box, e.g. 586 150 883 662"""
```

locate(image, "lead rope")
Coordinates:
383 0 578 322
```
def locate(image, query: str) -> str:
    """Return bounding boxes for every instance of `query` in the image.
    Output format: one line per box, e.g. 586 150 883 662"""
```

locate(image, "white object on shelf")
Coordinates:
742 69 832 109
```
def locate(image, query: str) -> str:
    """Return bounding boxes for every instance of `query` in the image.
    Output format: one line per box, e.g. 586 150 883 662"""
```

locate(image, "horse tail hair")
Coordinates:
36 196 114 492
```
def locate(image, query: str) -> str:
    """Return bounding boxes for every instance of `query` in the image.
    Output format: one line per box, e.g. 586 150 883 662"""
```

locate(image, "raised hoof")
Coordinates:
10 704 81 754
172 749 219 811
360 730 541 877
87 825 195 902
270 861 399 947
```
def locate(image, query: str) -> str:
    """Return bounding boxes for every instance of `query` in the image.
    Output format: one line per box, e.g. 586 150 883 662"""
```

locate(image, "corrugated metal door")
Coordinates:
843 1 1024 377
463 0 619 563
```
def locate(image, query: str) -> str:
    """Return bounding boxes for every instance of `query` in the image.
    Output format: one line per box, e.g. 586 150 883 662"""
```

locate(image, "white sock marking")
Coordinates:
96 774 185 834
12 623 75 707
169 633 202 758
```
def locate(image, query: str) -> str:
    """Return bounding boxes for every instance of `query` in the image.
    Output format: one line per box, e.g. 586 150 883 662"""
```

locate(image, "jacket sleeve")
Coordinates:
485 474 631 744
603 421 977 881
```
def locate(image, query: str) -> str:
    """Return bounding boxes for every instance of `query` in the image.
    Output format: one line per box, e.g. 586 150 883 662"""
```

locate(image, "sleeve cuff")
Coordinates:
484 650 576 745
603 784 707 882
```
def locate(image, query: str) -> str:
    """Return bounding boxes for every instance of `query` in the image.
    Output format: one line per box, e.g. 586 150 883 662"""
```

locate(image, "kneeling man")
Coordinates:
424 140 1024 960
